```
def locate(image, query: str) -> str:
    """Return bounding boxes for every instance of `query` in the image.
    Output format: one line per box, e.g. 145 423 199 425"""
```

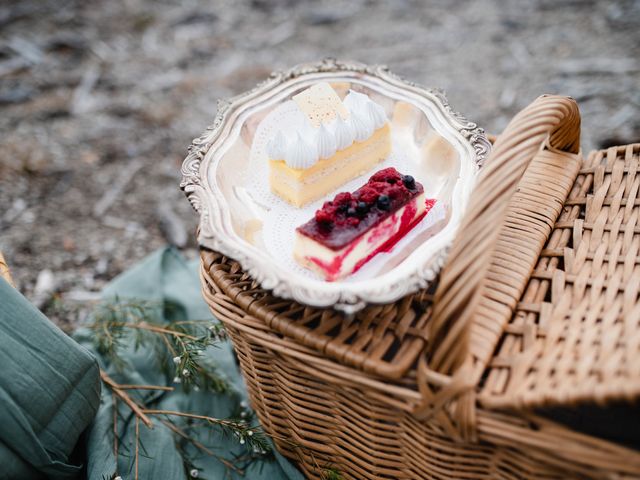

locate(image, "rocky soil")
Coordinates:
1 0 639 330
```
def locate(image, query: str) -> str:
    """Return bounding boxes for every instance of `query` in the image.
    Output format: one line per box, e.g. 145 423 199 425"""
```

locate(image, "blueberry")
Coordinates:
338 203 349 213
356 201 368 214
377 194 390 210
402 175 415 189
319 221 333 232
347 207 357 216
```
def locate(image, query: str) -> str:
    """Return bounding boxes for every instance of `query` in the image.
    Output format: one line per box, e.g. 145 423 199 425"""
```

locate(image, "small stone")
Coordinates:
0 86 34 105
34 269 55 296
62 236 76 252
33 269 56 309
95 257 108 275
303 7 344 26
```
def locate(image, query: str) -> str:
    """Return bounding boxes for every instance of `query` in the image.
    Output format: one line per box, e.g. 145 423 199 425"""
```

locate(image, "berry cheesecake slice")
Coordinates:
294 167 436 281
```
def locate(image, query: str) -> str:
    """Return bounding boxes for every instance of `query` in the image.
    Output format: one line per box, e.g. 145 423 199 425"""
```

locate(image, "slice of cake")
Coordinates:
294 167 436 281
267 82 391 207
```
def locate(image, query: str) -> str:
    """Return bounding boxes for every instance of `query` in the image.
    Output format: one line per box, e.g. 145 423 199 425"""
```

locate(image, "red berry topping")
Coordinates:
298 167 424 249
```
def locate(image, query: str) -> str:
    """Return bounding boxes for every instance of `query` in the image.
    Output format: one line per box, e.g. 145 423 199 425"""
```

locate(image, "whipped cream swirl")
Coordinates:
317 122 337 159
285 133 317 169
267 89 388 170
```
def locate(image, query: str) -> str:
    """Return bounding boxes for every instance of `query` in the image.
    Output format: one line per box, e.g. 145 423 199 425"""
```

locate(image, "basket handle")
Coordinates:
415 95 581 438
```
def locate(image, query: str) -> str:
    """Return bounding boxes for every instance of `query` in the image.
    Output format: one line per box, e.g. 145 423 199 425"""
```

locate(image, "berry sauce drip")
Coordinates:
297 167 424 250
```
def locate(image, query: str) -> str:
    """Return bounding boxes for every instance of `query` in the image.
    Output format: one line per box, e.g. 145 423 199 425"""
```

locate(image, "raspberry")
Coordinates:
370 167 401 184
315 209 333 226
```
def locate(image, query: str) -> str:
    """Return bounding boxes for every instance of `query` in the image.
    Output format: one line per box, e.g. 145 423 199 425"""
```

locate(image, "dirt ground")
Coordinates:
1 0 639 330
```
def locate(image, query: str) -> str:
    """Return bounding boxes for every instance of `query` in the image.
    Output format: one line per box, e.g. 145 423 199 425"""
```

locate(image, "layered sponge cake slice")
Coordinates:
267 82 391 207
294 167 436 281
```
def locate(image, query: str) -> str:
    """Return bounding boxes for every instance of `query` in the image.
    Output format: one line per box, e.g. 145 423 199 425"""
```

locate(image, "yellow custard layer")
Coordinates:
269 124 391 207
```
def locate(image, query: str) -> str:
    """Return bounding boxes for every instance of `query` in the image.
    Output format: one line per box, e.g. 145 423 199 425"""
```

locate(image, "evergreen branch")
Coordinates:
161 419 246 476
143 409 248 431
89 299 274 476
115 384 175 391
143 409 270 454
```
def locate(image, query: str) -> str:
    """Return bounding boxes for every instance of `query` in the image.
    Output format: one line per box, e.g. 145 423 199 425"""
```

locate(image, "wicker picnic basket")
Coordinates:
198 93 640 479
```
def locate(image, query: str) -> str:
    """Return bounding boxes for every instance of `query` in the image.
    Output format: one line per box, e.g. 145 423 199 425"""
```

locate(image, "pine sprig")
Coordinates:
89 298 275 478
89 298 230 394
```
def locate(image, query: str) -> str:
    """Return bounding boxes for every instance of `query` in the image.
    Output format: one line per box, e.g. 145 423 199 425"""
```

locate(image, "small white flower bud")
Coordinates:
240 411 247 418
172 356 181 365
248 430 253 436
114 476 123 480
182 369 190 377
173 377 181 383
239 438 245 445
190 469 199 478
240 400 248 408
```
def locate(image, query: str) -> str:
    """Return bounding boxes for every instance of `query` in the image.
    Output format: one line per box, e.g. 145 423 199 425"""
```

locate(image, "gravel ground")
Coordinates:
1 0 639 330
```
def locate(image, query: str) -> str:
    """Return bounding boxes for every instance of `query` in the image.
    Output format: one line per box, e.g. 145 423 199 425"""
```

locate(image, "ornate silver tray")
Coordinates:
181 59 490 312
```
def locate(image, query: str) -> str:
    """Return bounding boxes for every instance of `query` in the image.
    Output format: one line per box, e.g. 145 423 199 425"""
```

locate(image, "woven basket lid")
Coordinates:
480 143 640 411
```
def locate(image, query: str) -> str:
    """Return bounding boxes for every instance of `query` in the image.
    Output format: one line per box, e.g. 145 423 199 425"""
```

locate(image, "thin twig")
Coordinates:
159 419 246 476
160 333 177 356
113 393 119 473
142 409 244 430
93 158 144 217
108 322 199 341
159 419 214 455
117 384 175 392
100 370 154 428
135 416 140 480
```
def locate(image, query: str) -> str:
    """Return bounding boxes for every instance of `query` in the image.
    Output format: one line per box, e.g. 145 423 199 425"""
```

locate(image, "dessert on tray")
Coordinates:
267 82 391 207
294 167 436 281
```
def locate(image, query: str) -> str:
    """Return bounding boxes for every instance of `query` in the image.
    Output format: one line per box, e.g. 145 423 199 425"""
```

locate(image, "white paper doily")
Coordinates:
248 101 446 283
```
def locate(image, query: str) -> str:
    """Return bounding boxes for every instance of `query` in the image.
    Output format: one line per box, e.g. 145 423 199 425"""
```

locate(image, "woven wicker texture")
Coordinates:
198 96 640 478
483 143 640 409
414 96 582 441
202 253 434 379
201 249 640 479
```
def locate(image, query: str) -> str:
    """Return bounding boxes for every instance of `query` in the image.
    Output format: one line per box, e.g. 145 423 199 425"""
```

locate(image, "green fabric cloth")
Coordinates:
0 277 101 480
75 247 303 480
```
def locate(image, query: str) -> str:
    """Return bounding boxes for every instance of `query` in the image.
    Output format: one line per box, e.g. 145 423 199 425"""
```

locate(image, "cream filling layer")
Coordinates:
294 193 427 281
269 126 390 207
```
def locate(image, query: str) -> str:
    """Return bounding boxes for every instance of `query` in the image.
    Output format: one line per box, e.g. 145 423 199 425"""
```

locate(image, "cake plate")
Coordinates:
181 58 490 312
